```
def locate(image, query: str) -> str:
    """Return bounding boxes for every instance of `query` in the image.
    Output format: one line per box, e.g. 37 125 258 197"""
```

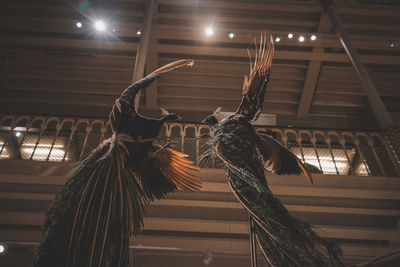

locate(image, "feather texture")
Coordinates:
202 32 344 266
34 59 199 267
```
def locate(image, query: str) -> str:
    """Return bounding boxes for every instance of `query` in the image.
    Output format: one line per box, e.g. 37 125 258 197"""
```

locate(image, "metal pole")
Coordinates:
249 216 258 267
133 0 156 112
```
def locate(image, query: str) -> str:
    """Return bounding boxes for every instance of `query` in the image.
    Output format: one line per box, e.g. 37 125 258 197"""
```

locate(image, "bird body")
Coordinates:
203 32 344 266
34 60 200 267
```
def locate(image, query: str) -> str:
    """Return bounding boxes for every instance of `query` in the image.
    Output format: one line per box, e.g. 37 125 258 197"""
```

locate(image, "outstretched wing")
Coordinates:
236 32 274 121
256 132 319 184
137 145 201 200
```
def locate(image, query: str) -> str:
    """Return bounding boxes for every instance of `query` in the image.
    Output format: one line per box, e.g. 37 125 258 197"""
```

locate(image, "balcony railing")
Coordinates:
1 114 399 177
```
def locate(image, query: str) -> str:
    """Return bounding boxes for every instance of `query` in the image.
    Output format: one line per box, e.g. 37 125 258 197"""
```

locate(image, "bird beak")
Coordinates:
152 59 195 75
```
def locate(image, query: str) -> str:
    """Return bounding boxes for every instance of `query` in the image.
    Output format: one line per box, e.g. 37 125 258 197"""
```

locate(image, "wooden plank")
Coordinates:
1 212 399 242
297 13 331 117
322 0 393 129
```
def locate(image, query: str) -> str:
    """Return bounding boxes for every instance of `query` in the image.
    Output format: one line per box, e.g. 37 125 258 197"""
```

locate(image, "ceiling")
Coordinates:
0 0 400 130
1 1 400 265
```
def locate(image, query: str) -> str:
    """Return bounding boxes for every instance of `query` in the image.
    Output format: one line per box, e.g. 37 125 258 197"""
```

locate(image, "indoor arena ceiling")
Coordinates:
0 0 400 130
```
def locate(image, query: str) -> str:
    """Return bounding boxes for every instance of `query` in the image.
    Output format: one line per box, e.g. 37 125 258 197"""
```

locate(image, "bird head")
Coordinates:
163 113 182 122
201 107 221 126
202 114 218 125
160 107 182 122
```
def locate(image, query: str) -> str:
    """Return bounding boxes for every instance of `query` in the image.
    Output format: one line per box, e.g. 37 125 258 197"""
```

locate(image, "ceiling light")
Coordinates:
76 22 82 28
136 30 142 35
94 20 106 31
299 36 305 42
310 35 317 41
275 37 281 42
205 27 214 36
228 32 234 39
0 243 6 254
288 33 293 39
14 131 21 137
389 41 395 47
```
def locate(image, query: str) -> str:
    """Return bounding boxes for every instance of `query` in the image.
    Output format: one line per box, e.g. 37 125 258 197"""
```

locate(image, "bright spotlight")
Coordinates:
94 20 106 31
205 27 214 36
288 33 293 39
136 30 142 35
228 32 234 39
14 131 21 137
310 35 317 41
76 22 82 28
275 37 281 42
0 244 6 254
299 36 305 42
389 41 395 47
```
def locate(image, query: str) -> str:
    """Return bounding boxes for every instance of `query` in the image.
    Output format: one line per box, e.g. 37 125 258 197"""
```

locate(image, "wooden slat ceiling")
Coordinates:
0 0 399 129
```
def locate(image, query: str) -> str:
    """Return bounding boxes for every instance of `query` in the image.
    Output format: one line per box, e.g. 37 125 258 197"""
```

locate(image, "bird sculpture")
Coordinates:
202 32 345 266
34 59 201 267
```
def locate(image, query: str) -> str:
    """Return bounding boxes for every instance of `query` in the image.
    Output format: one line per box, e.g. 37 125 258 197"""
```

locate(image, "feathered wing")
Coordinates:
236 32 274 121
35 140 201 267
137 145 201 200
256 132 319 184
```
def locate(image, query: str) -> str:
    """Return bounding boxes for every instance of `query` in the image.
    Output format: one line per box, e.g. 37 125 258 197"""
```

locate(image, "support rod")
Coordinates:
320 0 393 129
249 216 258 267
133 0 156 112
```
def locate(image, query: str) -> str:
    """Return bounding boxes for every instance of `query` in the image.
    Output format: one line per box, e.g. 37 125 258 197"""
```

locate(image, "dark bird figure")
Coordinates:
34 60 201 267
202 33 344 266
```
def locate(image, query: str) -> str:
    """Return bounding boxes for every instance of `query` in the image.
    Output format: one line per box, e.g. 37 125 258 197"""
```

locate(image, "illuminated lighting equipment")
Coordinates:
205 27 214 36
299 36 305 42
112 27 116 33
288 33 293 39
389 41 395 47
14 131 21 137
228 32 234 39
76 22 82 28
0 243 6 254
136 30 142 35
94 20 106 31
310 35 317 41
275 37 281 42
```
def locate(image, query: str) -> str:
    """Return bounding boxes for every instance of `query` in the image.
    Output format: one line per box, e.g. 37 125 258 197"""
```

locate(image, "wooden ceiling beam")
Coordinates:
322 0 394 129
1 212 399 243
297 13 331 117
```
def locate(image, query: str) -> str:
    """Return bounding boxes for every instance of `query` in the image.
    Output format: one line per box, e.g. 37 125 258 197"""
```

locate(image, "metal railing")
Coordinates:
1 114 399 177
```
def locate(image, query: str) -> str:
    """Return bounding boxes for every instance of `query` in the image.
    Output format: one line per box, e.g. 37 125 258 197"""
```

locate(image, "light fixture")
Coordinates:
76 21 82 28
228 32 234 39
136 30 142 35
14 131 21 137
389 41 395 47
275 37 281 42
310 35 317 41
0 243 7 254
94 20 106 31
205 27 214 36
299 36 305 42
288 33 293 39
